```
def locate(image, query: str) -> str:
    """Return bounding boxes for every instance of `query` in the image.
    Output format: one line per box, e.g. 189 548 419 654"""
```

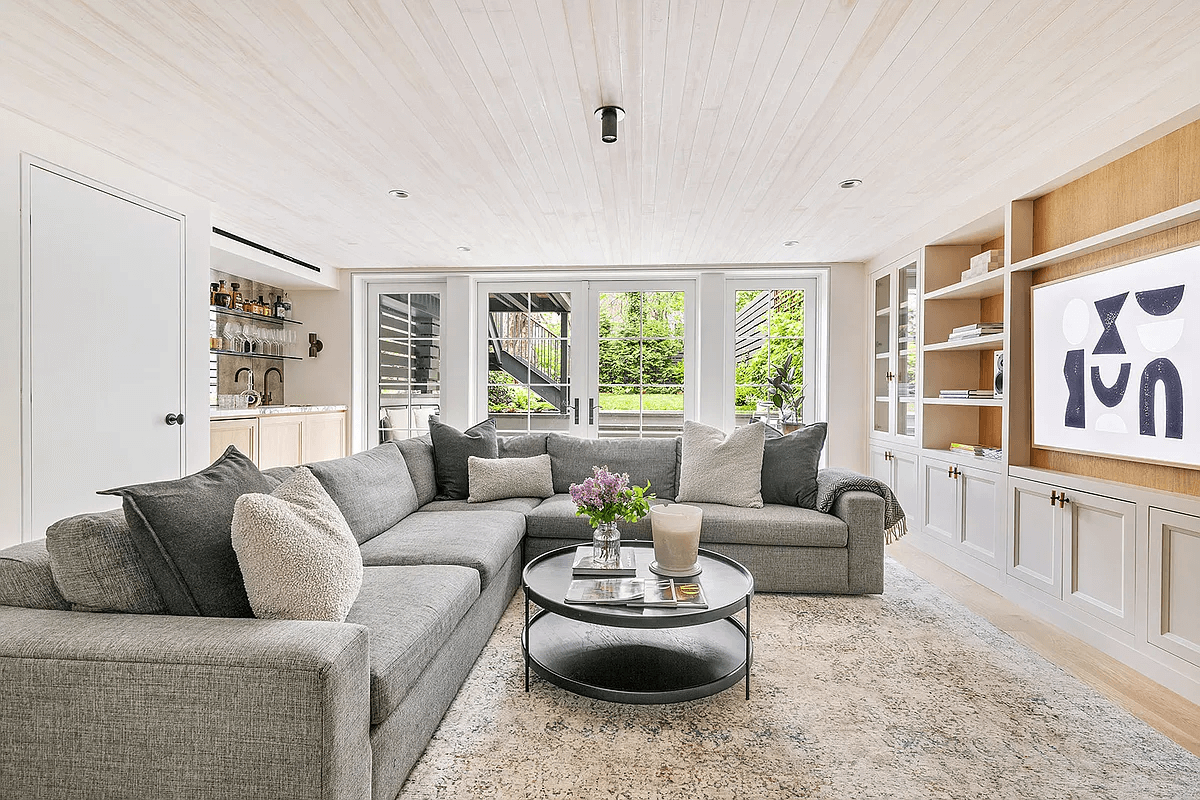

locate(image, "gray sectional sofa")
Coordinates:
0 431 886 800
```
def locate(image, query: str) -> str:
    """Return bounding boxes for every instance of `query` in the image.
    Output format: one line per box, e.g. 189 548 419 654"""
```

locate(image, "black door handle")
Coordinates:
573 398 580 424
165 413 184 426
589 398 596 425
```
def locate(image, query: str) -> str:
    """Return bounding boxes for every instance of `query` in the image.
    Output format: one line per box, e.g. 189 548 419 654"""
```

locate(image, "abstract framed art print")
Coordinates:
1031 244 1199 469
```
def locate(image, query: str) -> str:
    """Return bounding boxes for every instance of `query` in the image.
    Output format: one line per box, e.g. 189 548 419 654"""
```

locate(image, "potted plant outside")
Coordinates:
769 353 806 433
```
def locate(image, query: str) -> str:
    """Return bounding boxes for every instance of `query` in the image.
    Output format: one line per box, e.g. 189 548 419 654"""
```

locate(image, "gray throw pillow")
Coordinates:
395 435 438 506
99 445 271 617
307 443 419 544
430 419 498 500
675 420 766 508
762 423 827 508
468 453 555 502
231 468 363 622
46 509 167 614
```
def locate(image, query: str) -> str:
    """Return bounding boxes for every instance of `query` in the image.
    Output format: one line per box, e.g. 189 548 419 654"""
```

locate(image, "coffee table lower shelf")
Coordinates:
523 610 751 704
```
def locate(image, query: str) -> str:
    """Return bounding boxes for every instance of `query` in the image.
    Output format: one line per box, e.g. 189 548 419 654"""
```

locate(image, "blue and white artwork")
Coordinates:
1032 244 1199 468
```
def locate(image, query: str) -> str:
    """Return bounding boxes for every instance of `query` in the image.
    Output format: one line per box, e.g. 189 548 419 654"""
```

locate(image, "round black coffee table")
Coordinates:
521 542 754 704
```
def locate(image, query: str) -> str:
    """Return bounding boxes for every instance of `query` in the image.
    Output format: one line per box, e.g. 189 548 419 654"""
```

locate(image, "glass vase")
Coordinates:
592 521 621 568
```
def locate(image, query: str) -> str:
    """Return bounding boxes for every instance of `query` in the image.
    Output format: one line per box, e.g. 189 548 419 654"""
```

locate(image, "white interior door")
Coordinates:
27 165 184 535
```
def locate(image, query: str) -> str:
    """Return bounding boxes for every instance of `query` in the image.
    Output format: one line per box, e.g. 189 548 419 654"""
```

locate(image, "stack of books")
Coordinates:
571 546 637 576
564 577 709 609
939 389 995 399
960 249 1004 281
947 322 1004 341
950 442 1004 460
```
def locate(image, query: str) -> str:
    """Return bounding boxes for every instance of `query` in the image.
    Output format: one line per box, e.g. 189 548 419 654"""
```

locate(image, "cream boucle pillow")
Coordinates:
675 420 766 508
231 467 363 622
467 453 555 502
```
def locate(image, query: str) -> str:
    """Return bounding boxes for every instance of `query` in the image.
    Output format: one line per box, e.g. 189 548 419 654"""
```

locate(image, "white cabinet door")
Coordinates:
1008 478 1061 596
960 467 1002 566
869 445 892 485
28 167 183 535
1062 489 1136 632
1149 507 1200 667
922 458 959 542
892 449 920 530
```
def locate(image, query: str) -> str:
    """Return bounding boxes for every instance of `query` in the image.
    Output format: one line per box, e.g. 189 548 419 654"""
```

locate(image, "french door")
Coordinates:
366 281 444 444
477 279 695 439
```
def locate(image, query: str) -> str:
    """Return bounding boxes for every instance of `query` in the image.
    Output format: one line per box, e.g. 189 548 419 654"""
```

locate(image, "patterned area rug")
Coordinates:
399 558 1199 799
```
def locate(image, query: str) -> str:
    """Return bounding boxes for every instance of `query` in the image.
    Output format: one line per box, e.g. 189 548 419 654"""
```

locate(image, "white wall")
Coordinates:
0 108 210 547
827 263 867 471
287 270 354 411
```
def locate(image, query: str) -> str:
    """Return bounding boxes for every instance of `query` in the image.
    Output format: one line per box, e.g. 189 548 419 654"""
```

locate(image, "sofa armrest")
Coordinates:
829 491 886 594
0 606 371 800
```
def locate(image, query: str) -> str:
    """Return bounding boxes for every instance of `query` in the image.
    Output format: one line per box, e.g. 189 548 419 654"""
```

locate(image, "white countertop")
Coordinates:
210 404 347 419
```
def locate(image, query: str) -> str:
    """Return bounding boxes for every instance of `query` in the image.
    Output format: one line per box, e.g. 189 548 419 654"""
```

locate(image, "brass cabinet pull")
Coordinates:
1059 494 1069 508
1050 490 1059 506
885 371 895 381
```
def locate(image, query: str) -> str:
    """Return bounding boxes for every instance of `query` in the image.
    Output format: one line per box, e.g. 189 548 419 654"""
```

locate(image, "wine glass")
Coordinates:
223 321 241 353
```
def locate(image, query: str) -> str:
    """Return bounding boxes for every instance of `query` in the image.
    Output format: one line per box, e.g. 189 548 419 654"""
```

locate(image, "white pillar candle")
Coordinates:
650 504 703 571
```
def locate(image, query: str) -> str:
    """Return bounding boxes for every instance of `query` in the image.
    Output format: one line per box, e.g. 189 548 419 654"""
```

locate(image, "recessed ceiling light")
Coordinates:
457 246 471 252
783 240 800 247
388 189 409 198
839 178 863 189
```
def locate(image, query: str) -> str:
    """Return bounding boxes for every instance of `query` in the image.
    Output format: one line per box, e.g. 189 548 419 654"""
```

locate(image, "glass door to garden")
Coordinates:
483 283 585 436
586 282 693 439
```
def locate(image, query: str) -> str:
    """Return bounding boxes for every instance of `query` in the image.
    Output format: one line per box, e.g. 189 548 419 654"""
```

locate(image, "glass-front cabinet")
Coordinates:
870 259 919 442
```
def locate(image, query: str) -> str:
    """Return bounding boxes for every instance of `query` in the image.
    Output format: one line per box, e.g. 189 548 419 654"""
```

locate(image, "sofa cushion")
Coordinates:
46 509 167 614
395 435 437 506
546 434 678 499
676 420 766 508
498 433 548 458
307 443 419 545
685 502 848 548
232 469 363 622
761 422 827 508
261 465 300 489
346 564 480 725
468 453 554 503
418 497 545 514
430 419 498 500
358 510 524 591
0 540 70 611
99 446 269 617
525 493 664 542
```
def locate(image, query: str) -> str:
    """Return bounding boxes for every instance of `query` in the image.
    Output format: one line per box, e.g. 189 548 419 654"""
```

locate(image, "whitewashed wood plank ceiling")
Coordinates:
1 0 1198 269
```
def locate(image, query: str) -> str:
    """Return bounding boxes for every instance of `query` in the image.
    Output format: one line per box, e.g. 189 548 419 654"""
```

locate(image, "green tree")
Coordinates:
735 293 805 410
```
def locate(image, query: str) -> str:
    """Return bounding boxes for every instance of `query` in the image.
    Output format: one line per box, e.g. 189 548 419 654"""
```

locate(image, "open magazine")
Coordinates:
565 577 708 608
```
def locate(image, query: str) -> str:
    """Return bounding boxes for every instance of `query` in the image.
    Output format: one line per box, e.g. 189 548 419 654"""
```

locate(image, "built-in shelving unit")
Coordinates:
923 397 1004 407
211 305 303 325
209 349 303 361
924 333 1005 352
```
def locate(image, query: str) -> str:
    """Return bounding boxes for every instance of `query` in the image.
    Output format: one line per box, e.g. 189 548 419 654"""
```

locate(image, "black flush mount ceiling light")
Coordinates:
594 106 625 144
839 178 863 189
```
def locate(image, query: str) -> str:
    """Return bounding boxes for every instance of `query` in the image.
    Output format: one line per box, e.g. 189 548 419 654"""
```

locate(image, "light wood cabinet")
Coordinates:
921 456 1002 566
209 410 345 469
1149 507 1200 667
258 415 304 469
211 418 257 463
1007 477 1136 632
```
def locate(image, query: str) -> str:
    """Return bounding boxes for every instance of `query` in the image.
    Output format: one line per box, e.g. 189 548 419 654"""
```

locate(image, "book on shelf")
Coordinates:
947 324 1004 341
571 545 637 576
939 389 995 398
949 442 1003 460
969 248 1005 271
564 578 645 605
564 577 709 609
950 322 1004 334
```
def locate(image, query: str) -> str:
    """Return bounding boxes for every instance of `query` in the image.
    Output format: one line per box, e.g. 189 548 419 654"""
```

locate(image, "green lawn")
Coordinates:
599 393 684 411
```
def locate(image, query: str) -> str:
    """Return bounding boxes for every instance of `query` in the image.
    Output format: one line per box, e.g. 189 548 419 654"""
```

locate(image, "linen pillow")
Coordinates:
468 453 555 503
429 418 499 500
231 468 363 622
46 509 167 613
99 445 271 617
761 423 827 508
675 420 767 508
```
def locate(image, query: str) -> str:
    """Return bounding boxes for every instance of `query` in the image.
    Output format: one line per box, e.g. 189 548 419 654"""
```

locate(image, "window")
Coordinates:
728 278 821 429
485 290 574 434
377 292 441 442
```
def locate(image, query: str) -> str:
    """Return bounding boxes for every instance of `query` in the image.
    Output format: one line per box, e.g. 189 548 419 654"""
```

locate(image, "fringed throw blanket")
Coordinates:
815 468 908 543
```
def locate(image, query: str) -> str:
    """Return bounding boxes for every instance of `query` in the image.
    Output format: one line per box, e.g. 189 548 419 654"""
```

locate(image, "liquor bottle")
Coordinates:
274 294 286 318
231 283 243 311
209 282 219 306
283 293 292 319
214 280 233 309
257 295 269 316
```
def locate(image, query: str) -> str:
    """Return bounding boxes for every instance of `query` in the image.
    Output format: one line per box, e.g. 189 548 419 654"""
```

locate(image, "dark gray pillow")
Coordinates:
761 423 827 508
429 419 498 500
498 433 548 458
306 443 419 544
99 446 271 617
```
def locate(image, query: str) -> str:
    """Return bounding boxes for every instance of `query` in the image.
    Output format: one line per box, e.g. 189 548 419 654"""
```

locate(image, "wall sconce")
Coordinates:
594 105 624 144
308 332 323 358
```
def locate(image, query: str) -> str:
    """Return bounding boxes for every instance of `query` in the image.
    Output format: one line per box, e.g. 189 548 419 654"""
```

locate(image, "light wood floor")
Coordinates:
888 539 1200 757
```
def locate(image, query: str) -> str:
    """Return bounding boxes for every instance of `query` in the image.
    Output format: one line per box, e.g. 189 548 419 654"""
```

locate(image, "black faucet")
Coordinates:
264 367 283 406
234 367 254 393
